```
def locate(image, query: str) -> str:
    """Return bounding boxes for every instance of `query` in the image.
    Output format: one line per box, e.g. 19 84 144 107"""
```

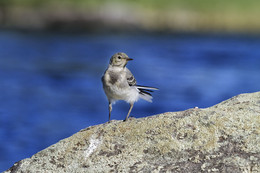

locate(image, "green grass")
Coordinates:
2 0 260 10
3 0 260 14
1 0 260 32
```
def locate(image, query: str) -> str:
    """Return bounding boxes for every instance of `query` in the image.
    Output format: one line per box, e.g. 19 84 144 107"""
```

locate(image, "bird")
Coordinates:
102 52 158 122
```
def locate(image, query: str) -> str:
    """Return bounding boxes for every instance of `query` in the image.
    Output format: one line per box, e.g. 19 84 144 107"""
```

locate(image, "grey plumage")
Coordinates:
102 52 158 122
126 70 136 86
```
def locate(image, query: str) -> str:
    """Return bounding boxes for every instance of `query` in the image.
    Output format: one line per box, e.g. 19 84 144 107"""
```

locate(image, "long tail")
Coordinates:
135 85 158 102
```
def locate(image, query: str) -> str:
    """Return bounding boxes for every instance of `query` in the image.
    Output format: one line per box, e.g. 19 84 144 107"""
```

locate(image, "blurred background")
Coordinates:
0 0 260 171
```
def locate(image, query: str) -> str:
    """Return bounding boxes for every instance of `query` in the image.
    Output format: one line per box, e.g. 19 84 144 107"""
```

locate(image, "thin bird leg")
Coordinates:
109 102 112 122
124 103 134 121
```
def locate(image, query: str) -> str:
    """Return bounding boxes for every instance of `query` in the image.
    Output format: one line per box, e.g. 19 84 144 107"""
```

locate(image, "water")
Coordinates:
0 31 260 171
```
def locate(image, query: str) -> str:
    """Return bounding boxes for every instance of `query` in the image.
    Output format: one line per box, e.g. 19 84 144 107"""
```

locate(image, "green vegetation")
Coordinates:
1 0 260 32
4 0 259 12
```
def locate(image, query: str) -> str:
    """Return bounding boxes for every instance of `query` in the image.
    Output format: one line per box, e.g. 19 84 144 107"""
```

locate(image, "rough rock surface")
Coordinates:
5 92 260 173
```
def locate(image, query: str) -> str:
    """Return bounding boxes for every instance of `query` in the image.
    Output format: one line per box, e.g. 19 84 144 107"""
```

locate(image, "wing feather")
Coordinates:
126 68 136 86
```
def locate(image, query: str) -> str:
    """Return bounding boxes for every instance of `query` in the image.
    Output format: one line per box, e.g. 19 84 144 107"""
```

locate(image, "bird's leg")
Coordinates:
124 103 134 121
108 102 112 122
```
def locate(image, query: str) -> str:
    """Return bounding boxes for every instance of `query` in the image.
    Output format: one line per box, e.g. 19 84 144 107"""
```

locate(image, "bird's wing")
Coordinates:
125 68 136 86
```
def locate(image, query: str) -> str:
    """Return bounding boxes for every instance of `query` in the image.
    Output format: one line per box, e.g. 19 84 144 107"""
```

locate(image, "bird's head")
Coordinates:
109 52 133 67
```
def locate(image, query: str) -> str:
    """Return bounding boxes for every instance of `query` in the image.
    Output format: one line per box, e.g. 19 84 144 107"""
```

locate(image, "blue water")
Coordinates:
0 31 260 171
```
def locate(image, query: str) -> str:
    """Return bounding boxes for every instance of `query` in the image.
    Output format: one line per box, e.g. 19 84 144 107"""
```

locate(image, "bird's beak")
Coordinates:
127 58 133 61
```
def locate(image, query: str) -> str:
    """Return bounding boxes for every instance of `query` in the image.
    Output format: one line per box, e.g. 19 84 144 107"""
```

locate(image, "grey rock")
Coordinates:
5 92 260 173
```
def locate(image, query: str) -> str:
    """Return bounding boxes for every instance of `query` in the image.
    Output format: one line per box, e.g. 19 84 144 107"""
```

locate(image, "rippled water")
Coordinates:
0 31 260 171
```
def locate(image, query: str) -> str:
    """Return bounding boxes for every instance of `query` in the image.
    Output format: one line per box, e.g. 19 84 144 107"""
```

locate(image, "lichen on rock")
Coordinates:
4 92 260 172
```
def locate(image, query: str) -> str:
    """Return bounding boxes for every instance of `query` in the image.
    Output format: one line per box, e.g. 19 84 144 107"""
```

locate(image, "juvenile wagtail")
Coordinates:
102 52 158 122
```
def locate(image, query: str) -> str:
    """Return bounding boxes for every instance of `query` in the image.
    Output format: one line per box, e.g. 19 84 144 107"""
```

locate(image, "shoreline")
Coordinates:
1 2 260 34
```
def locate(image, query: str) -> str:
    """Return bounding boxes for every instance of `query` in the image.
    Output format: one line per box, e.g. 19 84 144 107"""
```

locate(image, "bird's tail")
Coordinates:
135 85 158 102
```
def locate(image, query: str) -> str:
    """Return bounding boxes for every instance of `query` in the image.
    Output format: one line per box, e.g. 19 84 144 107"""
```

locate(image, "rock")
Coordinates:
4 92 260 172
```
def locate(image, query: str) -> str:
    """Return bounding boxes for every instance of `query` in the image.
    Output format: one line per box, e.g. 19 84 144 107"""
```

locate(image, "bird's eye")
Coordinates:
118 56 122 59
